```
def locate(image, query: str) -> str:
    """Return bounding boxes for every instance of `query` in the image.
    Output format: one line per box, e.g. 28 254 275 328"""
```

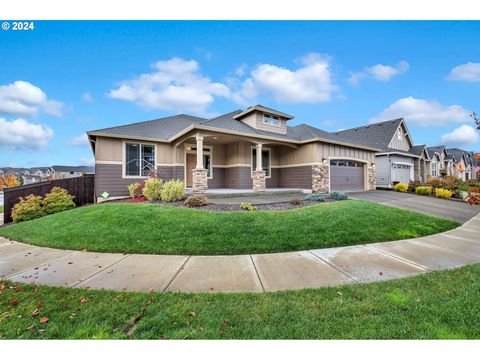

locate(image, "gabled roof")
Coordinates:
88 108 380 151
447 148 470 164
409 144 430 159
232 104 294 120
332 118 408 151
427 146 447 159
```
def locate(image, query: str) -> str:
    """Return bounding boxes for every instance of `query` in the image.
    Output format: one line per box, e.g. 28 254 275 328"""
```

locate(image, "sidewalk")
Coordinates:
1 214 479 293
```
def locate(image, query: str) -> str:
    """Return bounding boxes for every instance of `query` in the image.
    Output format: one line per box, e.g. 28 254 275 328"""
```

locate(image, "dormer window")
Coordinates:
397 128 402 140
263 113 281 127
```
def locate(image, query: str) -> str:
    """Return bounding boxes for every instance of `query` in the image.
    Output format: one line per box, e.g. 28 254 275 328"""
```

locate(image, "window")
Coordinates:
252 148 271 177
432 162 437 177
203 154 211 177
125 143 155 177
263 113 281 127
397 128 402 140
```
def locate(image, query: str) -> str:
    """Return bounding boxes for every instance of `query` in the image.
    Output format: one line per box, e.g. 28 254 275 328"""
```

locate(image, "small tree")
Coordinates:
471 112 480 130
0 173 20 190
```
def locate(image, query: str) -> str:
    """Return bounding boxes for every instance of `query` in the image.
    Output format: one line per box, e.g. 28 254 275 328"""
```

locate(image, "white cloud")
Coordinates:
0 81 63 117
441 125 479 147
348 60 409 85
370 97 470 127
81 92 94 102
235 64 247 77
233 53 337 104
0 118 53 150
108 57 230 115
447 62 480 82
69 133 90 147
79 157 94 166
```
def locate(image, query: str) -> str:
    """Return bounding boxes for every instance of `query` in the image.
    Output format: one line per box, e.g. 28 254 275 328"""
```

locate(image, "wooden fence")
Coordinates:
3 174 95 224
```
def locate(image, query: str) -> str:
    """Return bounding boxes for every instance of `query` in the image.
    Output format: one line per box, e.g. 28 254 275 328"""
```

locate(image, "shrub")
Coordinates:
407 180 421 192
240 202 258 211
330 191 348 201
435 188 453 199
426 177 445 189
142 178 163 201
393 182 408 192
289 197 301 205
467 179 479 187
445 175 462 184
456 185 469 191
42 187 76 215
467 186 480 206
160 179 185 202
304 194 326 202
184 195 209 207
11 195 46 223
128 182 142 199
415 186 432 196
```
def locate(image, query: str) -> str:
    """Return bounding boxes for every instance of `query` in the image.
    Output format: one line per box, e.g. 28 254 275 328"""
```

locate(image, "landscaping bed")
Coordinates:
0 201 458 256
1 264 479 339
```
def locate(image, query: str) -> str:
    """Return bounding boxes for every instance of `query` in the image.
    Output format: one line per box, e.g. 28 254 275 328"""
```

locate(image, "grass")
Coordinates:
1 264 479 339
0 206 3 213
0 201 458 255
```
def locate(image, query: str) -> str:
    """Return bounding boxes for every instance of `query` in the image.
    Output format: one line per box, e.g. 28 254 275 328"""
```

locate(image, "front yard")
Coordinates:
1 264 479 339
0 200 458 255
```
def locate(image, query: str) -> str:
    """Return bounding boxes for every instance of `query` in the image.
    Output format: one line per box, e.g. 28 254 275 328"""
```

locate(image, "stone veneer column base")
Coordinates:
252 170 266 192
192 168 208 194
312 164 329 193
367 166 376 191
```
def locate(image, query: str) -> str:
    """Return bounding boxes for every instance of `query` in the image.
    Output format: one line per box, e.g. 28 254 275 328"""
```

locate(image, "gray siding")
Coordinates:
277 166 312 189
375 156 391 187
225 166 252 189
209 167 226 188
266 168 279 188
96 164 184 197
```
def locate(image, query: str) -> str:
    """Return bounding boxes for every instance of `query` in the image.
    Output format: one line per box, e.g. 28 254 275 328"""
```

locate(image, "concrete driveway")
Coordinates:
350 190 480 223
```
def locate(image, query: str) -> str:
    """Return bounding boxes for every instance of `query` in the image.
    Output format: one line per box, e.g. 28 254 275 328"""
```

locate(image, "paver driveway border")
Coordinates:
1 213 479 293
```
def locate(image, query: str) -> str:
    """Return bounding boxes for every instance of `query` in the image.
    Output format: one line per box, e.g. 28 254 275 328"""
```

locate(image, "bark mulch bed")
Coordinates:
116 198 336 211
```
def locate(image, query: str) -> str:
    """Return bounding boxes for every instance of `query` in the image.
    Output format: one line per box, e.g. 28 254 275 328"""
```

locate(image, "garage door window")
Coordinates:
330 160 363 167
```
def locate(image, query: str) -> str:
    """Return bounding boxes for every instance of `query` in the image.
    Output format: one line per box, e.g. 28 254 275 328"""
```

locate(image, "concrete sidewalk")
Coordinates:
1 214 479 293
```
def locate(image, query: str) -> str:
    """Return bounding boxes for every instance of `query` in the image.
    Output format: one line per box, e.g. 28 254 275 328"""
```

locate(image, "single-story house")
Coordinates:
87 105 379 199
333 118 429 188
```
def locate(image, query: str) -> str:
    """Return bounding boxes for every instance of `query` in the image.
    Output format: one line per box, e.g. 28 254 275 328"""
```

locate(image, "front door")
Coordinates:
186 153 196 187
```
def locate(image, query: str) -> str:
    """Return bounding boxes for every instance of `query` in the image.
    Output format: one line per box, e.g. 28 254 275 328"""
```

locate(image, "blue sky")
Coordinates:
1 20 479 168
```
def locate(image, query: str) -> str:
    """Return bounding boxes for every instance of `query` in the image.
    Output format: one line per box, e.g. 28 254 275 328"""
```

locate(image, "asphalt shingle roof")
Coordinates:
88 109 378 150
332 118 404 151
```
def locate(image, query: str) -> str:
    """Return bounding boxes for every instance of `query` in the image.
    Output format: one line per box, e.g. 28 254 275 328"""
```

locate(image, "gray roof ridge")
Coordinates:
201 109 243 123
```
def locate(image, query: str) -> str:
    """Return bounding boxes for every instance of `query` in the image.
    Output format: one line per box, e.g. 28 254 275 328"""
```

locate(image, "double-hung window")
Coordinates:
263 113 281 127
251 148 271 177
125 143 155 177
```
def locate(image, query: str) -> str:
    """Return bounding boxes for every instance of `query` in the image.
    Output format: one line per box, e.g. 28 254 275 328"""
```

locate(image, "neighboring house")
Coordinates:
427 146 453 177
21 174 44 184
333 119 428 188
87 104 379 199
470 151 480 181
447 148 474 181
51 165 95 179
30 167 54 178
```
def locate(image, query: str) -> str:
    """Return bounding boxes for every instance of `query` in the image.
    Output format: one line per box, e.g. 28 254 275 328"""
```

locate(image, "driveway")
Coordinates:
350 190 480 223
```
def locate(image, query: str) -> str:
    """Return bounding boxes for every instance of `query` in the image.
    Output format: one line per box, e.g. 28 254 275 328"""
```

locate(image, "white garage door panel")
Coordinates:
392 164 412 183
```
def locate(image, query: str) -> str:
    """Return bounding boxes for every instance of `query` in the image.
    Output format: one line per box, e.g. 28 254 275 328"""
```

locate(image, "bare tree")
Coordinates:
471 112 480 130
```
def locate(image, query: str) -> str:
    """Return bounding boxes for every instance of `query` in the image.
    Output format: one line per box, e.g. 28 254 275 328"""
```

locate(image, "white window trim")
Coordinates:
262 113 281 127
397 128 402 140
122 140 158 179
184 143 213 180
250 145 272 178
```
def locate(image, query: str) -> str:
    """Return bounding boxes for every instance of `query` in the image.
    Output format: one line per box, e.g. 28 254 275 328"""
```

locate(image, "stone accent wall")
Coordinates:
312 164 329 193
192 169 208 194
367 166 376 191
252 170 266 192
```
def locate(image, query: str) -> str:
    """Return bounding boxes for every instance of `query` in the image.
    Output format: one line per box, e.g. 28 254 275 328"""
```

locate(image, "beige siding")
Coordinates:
317 143 375 164
96 137 123 162
388 123 411 151
212 144 226 166
239 111 288 135
277 143 317 165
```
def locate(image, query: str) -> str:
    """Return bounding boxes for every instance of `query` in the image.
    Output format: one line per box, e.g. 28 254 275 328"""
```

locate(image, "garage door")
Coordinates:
330 160 365 192
392 164 412 184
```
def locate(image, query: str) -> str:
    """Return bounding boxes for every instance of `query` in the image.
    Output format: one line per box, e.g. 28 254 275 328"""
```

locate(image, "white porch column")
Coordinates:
196 135 204 169
256 143 263 171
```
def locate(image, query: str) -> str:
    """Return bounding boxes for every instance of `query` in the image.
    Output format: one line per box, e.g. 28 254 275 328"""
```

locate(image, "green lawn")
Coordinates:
1 264 479 339
0 206 3 213
0 201 458 255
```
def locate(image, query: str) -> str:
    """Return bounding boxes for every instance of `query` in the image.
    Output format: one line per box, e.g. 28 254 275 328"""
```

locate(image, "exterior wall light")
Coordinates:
322 158 328 164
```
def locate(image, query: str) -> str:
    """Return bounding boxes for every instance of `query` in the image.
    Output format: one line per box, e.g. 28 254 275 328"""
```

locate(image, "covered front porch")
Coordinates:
174 130 314 194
